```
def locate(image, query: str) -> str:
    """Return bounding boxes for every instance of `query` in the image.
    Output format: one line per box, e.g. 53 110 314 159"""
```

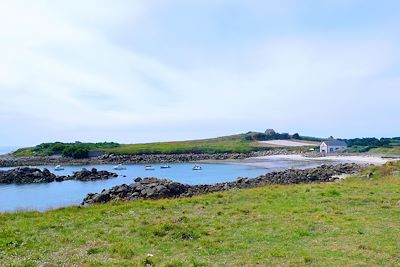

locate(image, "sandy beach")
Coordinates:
248 154 391 165
199 154 393 171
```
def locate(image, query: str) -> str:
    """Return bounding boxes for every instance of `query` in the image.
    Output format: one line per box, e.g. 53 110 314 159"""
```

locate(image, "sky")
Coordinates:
0 0 399 146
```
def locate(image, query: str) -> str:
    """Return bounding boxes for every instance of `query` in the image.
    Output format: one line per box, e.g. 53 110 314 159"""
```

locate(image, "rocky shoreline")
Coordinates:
0 149 313 167
0 167 118 184
82 163 365 205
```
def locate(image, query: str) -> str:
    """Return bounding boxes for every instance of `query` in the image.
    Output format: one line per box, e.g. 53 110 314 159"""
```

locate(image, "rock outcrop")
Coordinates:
0 167 57 184
0 167 118 184
0 150 309 167
83 178 190 204
82 163 364 205
71 168 118 181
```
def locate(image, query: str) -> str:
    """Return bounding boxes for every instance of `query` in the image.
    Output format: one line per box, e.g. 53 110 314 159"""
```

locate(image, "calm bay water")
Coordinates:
0 159 331 212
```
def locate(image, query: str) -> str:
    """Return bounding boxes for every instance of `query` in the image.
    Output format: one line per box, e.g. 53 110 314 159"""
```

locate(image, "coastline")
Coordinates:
249 154 390 164
83 163 365 205
1 152 396 211
0 149 302 167
0 151 393 168
201 154 391 168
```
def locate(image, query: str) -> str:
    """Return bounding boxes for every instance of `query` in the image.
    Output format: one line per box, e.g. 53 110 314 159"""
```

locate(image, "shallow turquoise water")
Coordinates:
0 160 329 212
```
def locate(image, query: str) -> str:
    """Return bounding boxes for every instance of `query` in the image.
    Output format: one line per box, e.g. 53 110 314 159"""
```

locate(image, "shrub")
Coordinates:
243 131 293 141
62 145 89 159
243 132 268 141
24 142 120 157
380 163 394 177
346 138 390 148
49 143 66 154
292 133 300 139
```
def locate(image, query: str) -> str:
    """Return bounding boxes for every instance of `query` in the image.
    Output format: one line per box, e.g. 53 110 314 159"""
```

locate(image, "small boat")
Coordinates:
54 165 64 171
145 165 155 170
192 164 202 171
113 164 126 170
160 165 171 169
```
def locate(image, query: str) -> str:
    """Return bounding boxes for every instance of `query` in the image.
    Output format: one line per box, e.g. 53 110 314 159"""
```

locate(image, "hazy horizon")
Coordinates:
1 1 399 146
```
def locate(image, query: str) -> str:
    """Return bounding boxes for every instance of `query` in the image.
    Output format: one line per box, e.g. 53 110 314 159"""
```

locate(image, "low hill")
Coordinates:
12 132 320 158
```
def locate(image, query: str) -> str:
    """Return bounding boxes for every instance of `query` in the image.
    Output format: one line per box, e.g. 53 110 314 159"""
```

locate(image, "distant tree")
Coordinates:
62 145 89 159
292 133 300 139
243 132 268 141
279 133 290 140
346 138 390 148
265 129 276 136
49 143 66 154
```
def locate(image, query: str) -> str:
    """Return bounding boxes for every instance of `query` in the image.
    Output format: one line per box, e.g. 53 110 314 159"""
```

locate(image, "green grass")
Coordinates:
13 142 120 157
13 134 265 157
368 146 400 157
12 133 319 157
104 135 260 155
12 147 35 157
1 162 400 266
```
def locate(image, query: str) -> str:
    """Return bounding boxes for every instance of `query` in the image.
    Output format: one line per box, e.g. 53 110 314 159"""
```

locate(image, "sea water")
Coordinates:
0 159 337 212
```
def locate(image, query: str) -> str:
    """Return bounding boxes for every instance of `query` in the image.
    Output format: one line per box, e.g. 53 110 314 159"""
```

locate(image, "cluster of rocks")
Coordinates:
0 167 118 184
97 150 302 164
82 163 364 205
83 178 189 204
71 168 118 181
0 167 57 184
0 149 305 167
0 156 94 168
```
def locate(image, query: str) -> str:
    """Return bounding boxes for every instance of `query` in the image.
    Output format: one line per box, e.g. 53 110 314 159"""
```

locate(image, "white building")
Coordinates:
320 138 347 154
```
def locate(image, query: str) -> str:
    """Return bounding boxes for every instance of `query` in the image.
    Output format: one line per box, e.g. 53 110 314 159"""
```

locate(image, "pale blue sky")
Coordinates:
0 0 399 146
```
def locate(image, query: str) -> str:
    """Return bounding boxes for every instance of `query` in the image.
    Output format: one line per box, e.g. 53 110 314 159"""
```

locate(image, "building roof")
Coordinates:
321 139 347 147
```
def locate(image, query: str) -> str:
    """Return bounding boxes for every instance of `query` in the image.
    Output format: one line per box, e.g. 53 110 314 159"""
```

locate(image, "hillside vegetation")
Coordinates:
12 134 400 158
100 131 321 155
12 131 317 158
344 137 400 154
12 135 259 157
1 162 400 266
105 135 261 155
13 142 119 158
368 146 400 157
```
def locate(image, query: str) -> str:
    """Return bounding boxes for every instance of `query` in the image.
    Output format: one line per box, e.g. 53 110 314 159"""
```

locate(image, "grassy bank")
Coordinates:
104 135 260 155
13 142 120 158
11 132 319 157
368 146 400 157
1 163 400 266
11 134 267 157
12 147 35 157
12 134 400 158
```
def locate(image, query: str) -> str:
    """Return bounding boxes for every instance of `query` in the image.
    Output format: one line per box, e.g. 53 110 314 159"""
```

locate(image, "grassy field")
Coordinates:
369 146 400 157
12 147 35 157
11 134 270 157
103 135 260 155
11 134 400 158
11 134 316 157
1 162 400 266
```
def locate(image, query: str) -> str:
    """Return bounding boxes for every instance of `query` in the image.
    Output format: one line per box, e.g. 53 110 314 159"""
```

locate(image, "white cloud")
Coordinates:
0 1 399 145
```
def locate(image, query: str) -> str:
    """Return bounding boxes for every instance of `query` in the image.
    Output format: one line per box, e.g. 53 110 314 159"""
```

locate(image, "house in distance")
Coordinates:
320 137 348 154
